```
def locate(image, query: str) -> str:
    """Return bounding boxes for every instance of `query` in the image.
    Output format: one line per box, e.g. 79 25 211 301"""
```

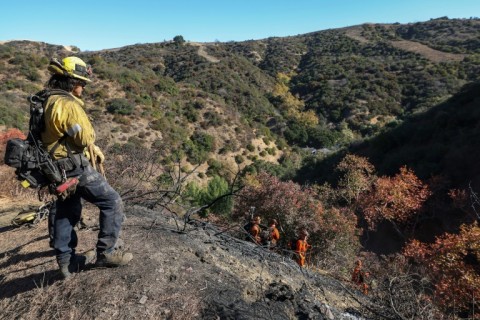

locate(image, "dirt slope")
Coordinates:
389 40 466 62
0 205 378 320
343 26 466 62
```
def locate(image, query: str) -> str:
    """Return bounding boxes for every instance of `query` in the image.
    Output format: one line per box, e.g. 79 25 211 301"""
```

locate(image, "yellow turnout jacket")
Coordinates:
41 93 95 160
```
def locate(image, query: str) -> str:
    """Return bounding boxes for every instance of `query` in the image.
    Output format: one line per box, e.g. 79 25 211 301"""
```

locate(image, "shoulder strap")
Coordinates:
48 135 80 169
48 135 68 158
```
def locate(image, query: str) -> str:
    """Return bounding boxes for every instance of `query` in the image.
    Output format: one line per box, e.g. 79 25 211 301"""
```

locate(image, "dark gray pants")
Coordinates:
53 164 124 267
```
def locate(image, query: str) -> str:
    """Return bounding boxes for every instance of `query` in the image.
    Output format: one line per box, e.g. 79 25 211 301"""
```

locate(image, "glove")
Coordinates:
85 145 105 164
93 145 105 164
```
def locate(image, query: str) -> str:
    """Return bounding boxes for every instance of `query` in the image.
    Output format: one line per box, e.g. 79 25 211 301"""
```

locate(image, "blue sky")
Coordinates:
1 0 478 51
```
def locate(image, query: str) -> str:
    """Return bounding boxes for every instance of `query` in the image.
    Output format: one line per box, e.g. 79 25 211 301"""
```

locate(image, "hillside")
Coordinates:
297 80 480 187
1 17 480 319
359 81 480 186
1 18 479 175
0 204 388 320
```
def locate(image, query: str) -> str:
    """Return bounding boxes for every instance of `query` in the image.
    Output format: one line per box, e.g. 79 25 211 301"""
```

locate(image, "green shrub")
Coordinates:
234 155 244 164
0 105 27 129
184 131 216 164
173 35 186 45
184 181 203 207
0 80 16 91
183 176 233 217
206 158 224 177
183 103 199 122
107 98 135 115
135 94 153 106
201 176 233 217
284 122 308 145
0 45 12 59
202 111 222 128
151 117 189 149
266 147 276 155
276 137 288 150
22 67 40 81
155 77 179 95
193 132 215 152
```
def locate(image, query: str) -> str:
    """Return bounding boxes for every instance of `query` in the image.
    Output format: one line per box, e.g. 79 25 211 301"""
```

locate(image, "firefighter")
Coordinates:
295 229 311 267
266 219 280 249
351 259 363 284
351 259 369 294
44 57 132 278
249 215 263 244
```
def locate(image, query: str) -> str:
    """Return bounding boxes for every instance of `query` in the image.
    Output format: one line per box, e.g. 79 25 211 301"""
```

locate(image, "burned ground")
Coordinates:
0 205 385 320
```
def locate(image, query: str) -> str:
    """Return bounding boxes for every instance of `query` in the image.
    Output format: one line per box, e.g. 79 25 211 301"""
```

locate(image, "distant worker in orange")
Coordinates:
295 229 311 267
351 259 363 284
249 216 263 244
351 259 369 294
362 271 371 295
266 219 280 249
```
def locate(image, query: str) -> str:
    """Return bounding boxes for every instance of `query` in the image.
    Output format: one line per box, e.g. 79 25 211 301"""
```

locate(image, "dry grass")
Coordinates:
0 167 37 199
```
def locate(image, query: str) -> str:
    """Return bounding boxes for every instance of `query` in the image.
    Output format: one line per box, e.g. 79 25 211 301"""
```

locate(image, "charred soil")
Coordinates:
0 205 381 320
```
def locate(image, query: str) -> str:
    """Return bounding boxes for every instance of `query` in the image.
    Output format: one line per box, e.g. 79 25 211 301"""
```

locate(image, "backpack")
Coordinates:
243 221 253 240
289 238 298 251
243 221 253 233
4 89 69 189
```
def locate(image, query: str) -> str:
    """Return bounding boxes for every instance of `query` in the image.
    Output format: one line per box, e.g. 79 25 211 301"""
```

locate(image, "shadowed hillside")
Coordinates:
296 80 480 188
295 81 480 260
358 81 480 187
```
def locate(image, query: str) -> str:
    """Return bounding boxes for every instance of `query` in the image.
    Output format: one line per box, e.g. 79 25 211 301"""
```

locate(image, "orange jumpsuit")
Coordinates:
249 224 262 244
351 265 362 284
269 227 280 245
295 239 311 267
352 263 369 294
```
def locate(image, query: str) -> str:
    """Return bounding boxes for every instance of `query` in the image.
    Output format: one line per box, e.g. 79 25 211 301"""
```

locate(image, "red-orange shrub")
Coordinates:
404 223 480 317
359 166 431 230
235 172 358 257
235 171 324 232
